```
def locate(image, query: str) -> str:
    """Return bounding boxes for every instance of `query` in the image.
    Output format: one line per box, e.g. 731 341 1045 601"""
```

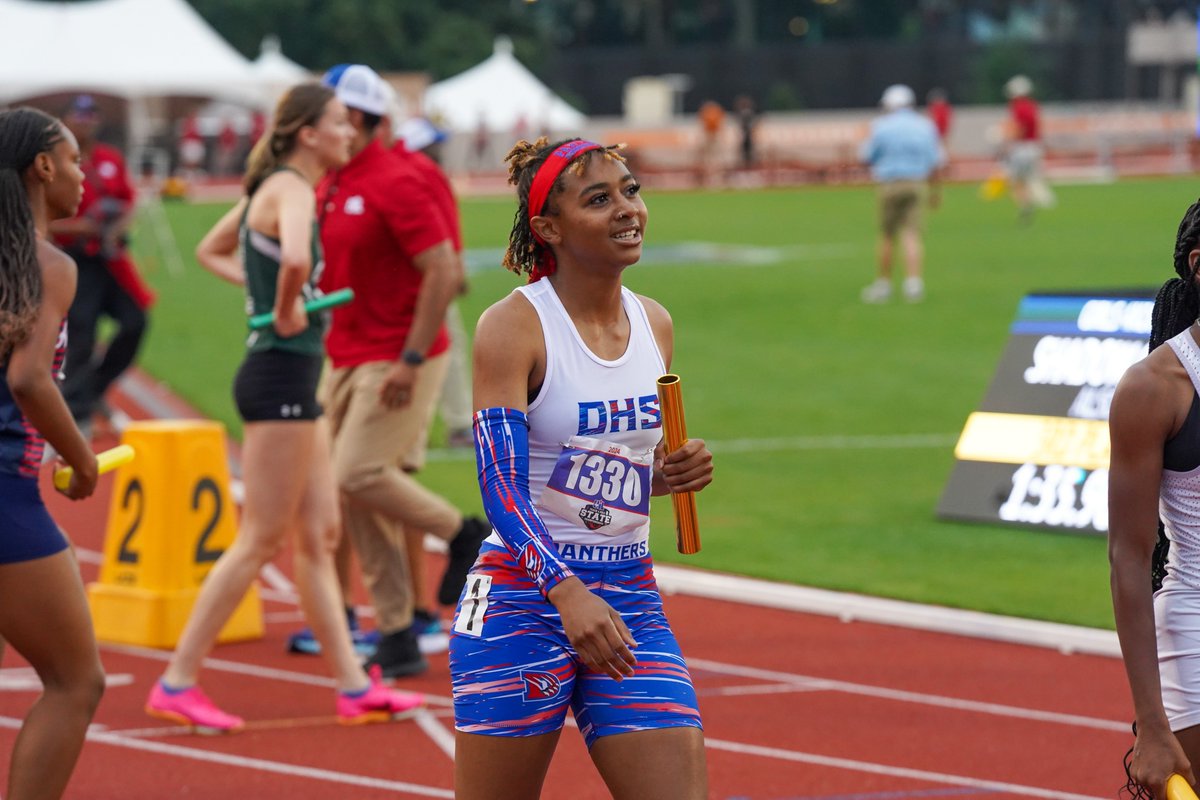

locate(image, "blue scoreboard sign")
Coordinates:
937 291 1155 535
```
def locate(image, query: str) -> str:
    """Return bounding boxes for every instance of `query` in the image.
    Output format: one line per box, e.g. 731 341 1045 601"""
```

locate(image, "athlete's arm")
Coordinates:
473 294 638 681
195 198 246 286
1109 354 1194 797
8 244 96 499
271 174 316 338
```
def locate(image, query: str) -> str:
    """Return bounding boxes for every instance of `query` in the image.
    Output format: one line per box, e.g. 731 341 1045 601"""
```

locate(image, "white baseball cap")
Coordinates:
1004 75 1033 98
321 64 390 116
880 84 916 111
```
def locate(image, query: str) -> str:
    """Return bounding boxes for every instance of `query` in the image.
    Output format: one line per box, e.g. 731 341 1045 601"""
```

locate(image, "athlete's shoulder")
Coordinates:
477 287 540 339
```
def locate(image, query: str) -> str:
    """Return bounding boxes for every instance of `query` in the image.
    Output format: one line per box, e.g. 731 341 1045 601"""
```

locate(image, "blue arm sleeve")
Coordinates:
473 407 575 598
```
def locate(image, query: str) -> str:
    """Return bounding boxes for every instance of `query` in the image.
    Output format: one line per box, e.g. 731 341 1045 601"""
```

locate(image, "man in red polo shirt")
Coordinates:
50 94 153 434
1003 74 1055 223
314 65 487 678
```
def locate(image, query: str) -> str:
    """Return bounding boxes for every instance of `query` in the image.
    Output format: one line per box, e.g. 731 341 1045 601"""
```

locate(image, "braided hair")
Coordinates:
1148 199 1200 591
243 83 335 196
501 137 627 280
0 107 62 359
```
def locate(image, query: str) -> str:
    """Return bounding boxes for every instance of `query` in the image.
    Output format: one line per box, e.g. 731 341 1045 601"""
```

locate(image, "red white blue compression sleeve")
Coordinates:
473 407 576 597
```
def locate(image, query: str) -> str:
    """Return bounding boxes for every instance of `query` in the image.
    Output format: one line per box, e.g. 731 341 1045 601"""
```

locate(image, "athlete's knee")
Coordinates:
294 518 340 559
230 524 287 565
42 659 105 714
337 463 389 498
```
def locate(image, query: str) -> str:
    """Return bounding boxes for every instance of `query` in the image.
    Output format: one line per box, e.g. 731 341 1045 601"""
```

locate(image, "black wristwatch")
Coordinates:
401 349 426 366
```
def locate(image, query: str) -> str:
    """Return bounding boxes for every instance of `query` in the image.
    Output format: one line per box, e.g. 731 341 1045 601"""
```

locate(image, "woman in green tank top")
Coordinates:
145 83 423 732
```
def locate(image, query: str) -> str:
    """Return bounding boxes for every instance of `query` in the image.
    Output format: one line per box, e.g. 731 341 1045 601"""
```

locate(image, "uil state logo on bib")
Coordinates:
579 500 612 530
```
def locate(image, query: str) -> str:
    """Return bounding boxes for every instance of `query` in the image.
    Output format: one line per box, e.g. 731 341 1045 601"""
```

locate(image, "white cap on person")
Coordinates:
1004 75 1033 99
880 84 916 111
321 64 390 116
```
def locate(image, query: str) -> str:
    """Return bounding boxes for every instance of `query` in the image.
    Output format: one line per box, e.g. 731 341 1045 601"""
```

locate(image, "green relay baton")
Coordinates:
248 288 355 330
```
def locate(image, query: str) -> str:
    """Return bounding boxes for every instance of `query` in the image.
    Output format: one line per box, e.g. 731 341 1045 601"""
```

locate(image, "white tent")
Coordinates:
0 0 261 103
252 35 311 98
425 37 586 134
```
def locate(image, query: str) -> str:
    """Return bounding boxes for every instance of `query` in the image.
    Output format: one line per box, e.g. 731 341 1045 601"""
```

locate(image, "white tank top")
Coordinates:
1161 328 1200 590
488 278 667 561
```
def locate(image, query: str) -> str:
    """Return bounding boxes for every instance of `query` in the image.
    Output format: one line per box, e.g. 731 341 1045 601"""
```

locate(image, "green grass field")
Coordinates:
126 176 1200 629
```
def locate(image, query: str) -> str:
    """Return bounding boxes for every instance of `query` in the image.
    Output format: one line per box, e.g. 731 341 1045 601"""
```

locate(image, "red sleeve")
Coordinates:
374 163 453 260
415 153 462 251
100 145 136 203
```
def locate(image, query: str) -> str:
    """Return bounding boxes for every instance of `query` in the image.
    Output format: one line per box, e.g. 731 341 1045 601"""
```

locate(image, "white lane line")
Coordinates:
653 566 1120 659
701 682 823 697
99 642 454 708
690 658 1127 732
414 709 456 760
0 714 453 798
260 564 296 595
703 737 1106 800
0 668 133 691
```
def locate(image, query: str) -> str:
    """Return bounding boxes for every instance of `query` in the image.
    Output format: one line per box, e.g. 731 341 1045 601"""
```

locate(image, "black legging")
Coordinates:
62 253 148 422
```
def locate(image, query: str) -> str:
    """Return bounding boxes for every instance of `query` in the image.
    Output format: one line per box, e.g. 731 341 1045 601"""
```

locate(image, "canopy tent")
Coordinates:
424 37 586 134
252 35 311 101
0 0 261 103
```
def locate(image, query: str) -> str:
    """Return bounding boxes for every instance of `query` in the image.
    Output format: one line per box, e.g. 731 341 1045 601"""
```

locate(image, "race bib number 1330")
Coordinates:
538 436 651 536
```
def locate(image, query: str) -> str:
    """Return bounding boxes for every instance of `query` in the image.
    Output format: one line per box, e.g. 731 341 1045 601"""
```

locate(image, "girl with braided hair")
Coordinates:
1111 199 1200 799
146 83 423 732
0 106 105 800
449 137 714 798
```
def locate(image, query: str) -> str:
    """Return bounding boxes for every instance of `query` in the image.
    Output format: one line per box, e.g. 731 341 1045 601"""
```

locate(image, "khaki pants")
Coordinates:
320 354 459 633
878 181 926 238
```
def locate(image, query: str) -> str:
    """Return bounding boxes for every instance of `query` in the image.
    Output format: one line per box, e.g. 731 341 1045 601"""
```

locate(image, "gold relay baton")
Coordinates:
656 374 701 554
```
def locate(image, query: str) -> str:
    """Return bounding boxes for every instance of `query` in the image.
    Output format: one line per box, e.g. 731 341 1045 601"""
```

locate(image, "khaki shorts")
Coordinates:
878 181 926 238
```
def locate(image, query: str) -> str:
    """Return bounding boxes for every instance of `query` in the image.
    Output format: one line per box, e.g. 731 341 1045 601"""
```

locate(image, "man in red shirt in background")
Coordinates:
1003 74 1054 223
311 64 487 679
926 88 952 141
50 94 153 435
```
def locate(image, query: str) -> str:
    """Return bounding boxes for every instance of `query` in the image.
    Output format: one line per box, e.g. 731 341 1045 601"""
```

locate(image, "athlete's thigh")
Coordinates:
0 551 100 683
240 420 315 537
455 729 563 800
449 546 578 738
590 726 707 800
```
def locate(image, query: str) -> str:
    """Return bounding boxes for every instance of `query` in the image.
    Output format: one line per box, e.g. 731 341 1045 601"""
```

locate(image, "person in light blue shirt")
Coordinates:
858 84 945 303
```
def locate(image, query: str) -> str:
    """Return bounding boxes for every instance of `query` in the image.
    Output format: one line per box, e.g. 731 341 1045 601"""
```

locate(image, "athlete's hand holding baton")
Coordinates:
656 374 711 554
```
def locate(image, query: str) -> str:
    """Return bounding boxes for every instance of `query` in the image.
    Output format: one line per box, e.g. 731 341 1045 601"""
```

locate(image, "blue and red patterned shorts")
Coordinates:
448 542 703 748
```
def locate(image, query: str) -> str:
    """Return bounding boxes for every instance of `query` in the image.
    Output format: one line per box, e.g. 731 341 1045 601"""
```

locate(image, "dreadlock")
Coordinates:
0 107 61 360
501 137 627 279
1145 199 1200 590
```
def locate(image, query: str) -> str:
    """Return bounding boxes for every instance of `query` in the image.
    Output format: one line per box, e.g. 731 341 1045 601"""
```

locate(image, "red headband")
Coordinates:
526 139 603 282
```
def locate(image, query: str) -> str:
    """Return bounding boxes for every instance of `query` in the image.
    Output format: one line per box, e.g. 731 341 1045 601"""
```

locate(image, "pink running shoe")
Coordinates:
337 665 424 726
145 681 244 735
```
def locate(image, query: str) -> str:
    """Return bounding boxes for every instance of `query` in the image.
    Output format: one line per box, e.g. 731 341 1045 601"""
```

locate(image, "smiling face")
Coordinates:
533 154 648 274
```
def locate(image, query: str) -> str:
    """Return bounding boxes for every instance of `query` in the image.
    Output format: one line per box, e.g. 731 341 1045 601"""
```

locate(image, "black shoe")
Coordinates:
437 516 489 605
364 625 428 679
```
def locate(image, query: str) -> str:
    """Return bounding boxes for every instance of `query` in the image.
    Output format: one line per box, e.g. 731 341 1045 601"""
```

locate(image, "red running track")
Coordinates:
0 374 1134 799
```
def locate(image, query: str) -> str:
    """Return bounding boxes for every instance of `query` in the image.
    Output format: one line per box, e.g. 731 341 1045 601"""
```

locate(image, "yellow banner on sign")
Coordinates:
953 411 1110 471
87 420 262 649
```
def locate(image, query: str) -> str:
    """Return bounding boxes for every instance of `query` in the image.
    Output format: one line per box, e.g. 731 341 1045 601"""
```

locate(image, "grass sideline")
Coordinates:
127 176 1199 629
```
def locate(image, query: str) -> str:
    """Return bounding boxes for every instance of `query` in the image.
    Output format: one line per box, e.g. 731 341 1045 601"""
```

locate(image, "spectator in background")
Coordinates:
214 119 240 177
315 64 488 679
177 114 206 179
858 84 944 304
697 99 725 187
1003 74 1054 224
734 94 758 169
49 94 154 436
926 88 953 141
